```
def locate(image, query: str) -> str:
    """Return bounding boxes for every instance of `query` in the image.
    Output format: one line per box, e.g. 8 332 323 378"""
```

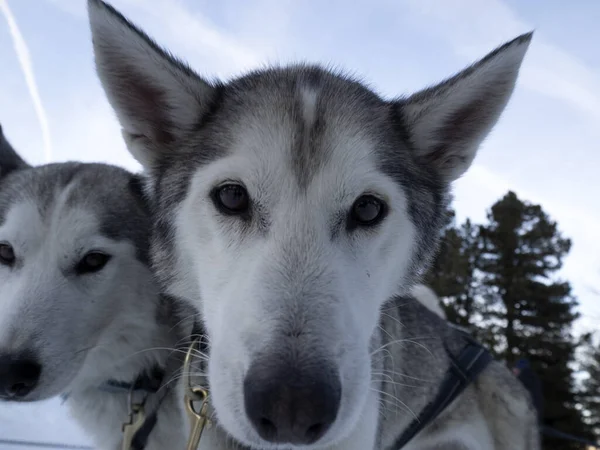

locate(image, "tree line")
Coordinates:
423 191 599 449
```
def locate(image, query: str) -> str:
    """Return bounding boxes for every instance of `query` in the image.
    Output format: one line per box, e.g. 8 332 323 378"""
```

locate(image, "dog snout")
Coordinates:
243 357 341 445
0 354 42 399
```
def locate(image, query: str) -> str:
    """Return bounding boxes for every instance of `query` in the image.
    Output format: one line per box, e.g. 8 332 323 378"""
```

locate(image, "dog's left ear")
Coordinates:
87 0 217 171
394 33 532 183
0 124 30 178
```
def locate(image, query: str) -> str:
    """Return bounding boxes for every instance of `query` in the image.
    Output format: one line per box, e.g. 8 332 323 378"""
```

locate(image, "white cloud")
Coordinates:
47 0 263 77
403 0 600 123
127 0 261 74
0 0 53 162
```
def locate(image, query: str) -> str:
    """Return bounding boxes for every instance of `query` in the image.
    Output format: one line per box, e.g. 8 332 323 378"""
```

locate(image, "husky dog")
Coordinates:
88 1 540 448
0 124 192 450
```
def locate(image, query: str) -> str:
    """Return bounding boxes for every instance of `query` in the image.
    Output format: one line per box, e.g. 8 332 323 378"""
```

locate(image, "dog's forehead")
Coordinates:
220 66 392 188
0 163 149 259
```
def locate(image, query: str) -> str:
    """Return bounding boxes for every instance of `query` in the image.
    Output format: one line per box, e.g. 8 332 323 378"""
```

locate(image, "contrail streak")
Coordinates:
0 0 53 162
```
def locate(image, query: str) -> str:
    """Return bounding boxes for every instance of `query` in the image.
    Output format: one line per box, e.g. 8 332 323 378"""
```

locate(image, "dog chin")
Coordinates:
0 385 57 403
230 426 342 450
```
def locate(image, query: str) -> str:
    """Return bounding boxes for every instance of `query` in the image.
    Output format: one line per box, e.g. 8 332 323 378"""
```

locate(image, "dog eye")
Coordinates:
212 184 250 215
0 242 15 265
76 252 112 275
348 195 387 229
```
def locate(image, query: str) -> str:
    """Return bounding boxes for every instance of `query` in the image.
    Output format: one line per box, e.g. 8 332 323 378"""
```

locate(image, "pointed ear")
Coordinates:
394 33 532 183
0 124 30 178
87 0 217 170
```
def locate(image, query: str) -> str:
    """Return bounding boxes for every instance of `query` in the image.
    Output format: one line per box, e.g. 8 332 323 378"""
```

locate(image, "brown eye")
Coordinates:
213 184 250 215
0 242 15 265
348 195 387 229
76 252 112 275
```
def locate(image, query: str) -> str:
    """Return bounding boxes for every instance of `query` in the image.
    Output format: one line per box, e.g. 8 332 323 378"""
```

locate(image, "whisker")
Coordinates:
370 388 419 422
371 338 435 358
373 368 435 383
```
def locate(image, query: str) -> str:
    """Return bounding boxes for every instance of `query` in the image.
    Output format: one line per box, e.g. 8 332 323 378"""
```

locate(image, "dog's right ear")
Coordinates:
394 33 532 183
87 0 217 171
0 124 30 178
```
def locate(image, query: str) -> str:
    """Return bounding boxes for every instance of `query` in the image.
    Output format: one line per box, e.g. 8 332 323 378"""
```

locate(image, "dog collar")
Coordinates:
99 366 165 395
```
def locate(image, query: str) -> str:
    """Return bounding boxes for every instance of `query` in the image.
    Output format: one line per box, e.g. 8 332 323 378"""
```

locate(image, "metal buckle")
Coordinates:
121 387 148 450
184 338 211 450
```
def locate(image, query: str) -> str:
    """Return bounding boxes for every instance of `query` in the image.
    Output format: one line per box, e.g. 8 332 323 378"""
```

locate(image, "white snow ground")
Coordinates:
0 398 92 449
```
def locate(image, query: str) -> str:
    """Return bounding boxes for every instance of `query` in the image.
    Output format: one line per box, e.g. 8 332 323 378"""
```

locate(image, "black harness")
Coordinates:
392 333 494 449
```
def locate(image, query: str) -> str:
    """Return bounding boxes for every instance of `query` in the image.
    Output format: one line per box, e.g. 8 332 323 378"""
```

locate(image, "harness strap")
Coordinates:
392 335 494 449
129 407 160 450
100 367 165 395
59 368 164 403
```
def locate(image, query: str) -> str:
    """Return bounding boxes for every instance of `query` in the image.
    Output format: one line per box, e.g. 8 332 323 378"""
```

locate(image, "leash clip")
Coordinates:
184 338 211 450
121 387 148 450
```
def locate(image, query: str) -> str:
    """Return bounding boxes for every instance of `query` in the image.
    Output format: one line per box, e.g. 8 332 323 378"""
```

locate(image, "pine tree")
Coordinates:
477 191 590 449
580 339 600 441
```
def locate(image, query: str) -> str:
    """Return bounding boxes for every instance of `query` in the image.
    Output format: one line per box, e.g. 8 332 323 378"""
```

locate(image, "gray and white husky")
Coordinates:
89 0 540 448
0 124 192 450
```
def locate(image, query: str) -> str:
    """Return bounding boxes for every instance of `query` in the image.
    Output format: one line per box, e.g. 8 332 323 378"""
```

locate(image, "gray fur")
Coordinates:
0 125 193 450
0 161 150 263
88 0 538 448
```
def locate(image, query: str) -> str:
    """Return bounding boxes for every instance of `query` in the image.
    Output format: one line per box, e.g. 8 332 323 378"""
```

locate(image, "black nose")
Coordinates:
244 358 341 445
0 355 42 399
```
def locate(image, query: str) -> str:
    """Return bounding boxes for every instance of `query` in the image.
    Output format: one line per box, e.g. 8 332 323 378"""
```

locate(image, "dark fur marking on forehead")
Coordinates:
0 162 152 265
0 163 80 225
226 65 387 186
66 164 152 264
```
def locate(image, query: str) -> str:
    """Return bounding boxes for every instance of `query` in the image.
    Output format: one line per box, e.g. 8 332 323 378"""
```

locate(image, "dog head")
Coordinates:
89 1 530 447
0 124 156 401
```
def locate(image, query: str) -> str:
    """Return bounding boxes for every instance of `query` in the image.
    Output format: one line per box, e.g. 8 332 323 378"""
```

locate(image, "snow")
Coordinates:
0 398 92 449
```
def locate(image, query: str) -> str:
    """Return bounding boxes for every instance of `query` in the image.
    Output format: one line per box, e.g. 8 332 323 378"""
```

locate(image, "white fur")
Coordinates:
0 185 186 450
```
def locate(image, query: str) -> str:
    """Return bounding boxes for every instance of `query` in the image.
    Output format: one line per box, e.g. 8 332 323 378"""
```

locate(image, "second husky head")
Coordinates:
89 1 531 447
0 124 157 402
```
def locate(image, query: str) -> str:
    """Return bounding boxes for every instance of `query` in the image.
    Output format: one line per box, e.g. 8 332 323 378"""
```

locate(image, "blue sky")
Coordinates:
0 0 598 446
